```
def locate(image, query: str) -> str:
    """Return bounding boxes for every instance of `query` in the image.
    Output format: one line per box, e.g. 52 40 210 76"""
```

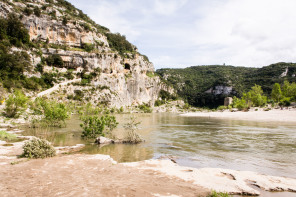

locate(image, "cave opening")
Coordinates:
124 63 131 70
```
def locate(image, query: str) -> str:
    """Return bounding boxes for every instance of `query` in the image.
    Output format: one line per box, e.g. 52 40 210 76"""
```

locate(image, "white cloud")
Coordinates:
153 0 187 15
68 0 296 69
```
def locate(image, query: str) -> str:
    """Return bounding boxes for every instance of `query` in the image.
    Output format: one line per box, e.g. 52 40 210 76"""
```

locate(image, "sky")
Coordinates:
68 0 296 69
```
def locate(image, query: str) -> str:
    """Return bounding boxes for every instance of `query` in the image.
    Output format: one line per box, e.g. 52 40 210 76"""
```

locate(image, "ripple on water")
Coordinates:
22 113 296 178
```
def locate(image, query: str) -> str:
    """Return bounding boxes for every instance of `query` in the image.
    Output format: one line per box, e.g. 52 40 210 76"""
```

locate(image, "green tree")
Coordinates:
31 98 69 127
4 90 28 118
271 83 282 102
249 84 267 107
232 96 248 111
282 81 290 97
80 115 118 139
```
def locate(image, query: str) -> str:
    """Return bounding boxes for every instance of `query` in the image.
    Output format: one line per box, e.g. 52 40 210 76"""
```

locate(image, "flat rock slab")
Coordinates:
0 154 209 197
124 159 296 196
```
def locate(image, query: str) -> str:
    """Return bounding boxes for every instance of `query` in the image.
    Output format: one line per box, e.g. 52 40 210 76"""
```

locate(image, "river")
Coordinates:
23 113 296 179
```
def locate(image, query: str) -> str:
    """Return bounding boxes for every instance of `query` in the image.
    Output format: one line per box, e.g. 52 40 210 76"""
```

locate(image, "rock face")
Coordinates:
23 14 108 48
224 97 233 106
205 86 234 96
0 0 163 107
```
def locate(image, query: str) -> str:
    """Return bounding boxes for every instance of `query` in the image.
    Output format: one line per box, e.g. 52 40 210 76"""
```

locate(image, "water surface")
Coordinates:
23 113 296 178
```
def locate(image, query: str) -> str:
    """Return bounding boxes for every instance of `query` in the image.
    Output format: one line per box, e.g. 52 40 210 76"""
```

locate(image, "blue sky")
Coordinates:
68 0 296 69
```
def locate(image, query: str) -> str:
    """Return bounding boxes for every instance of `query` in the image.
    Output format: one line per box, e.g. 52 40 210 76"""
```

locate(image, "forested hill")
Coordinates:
156 62 296 107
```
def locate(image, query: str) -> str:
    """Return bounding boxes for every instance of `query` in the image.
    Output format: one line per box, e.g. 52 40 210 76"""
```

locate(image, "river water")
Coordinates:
23 113 296 179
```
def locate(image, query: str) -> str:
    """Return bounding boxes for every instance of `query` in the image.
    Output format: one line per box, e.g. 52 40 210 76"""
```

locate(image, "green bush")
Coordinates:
0 130 17 142
159 90 177 101
81 43 95 52
4 90 28 118
31 98 69 127
217 105 227 111
138 103 152 113
106 33 134 54
45 54 64 67
62 17 68 25
146 71 156 78
232 96 248 111
279 97 291 107
154 99 165 107
80 115 118 139
33 7 41 17
24 7 33 16
22 138 56 159
207 190 232 197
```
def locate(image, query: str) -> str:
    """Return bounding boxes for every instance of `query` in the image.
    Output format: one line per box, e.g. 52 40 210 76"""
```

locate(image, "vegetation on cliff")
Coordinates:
157 63 296 107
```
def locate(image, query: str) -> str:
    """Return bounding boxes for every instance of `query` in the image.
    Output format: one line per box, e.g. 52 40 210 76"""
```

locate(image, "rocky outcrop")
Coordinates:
22 14 108 48
205 85 234 96
0 0 163 107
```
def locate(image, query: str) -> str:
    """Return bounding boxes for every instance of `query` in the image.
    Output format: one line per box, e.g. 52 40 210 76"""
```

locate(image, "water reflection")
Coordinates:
23 113 296 178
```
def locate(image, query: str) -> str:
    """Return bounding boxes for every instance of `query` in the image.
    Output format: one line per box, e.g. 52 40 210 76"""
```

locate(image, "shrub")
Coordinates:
4 90 28 118
62 17 68 25
232 96 248 111
31 98 69 127
22 138 56 159
45 54 64 67
217 105 227 111
0 130 17 142
81 43 95 52
279 97 291 107
106 33 134 54
154 99 165 107
81 115 118 139
33 7 41 17
207 190 231 197
123 116 143 144
159 90 177 101
138 103 152 113
146 71 156 78
24 7 33 16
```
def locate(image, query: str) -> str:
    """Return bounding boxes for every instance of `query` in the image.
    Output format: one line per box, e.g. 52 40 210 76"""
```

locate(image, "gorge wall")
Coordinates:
0 0 163 107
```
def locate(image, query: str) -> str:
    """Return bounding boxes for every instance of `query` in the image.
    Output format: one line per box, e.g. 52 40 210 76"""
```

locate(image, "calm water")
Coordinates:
23 113 296 178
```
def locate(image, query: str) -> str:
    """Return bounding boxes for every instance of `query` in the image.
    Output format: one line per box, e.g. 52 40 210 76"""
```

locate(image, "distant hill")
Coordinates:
156 63 296 107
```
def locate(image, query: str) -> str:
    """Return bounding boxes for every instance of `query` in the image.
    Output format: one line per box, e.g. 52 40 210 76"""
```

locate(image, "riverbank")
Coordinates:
0 129 295 196
1 126 296 196
181 108 296 122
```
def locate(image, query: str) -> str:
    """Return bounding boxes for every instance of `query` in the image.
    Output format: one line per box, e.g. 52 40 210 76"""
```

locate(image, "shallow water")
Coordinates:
23 113 296 179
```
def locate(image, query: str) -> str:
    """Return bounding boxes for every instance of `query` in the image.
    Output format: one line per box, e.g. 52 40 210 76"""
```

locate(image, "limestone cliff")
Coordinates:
0 0 163 107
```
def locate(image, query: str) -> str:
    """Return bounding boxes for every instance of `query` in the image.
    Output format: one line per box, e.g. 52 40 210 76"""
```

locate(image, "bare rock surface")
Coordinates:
0 154 209 197
124 159 296 196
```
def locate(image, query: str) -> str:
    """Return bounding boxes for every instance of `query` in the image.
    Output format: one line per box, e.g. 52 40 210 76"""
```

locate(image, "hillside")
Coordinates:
0 0 162 107
157 63 296 107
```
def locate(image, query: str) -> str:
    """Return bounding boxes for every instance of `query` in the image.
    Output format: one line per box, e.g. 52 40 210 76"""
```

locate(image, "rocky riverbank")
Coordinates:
1 126 296 196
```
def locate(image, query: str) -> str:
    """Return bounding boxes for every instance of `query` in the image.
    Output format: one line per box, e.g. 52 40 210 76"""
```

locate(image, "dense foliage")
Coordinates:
22 138 56 159
0 130 17 142
45 54 64 67
157 63 296 107
0 14 30 47
106 33 134 54
80 115 118 139
31 98 69 127
4 90 28 118
0 14 52 90
231 85 267 110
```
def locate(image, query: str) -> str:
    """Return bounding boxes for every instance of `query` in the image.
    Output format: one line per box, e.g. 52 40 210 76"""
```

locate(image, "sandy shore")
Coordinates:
181 109 296 122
